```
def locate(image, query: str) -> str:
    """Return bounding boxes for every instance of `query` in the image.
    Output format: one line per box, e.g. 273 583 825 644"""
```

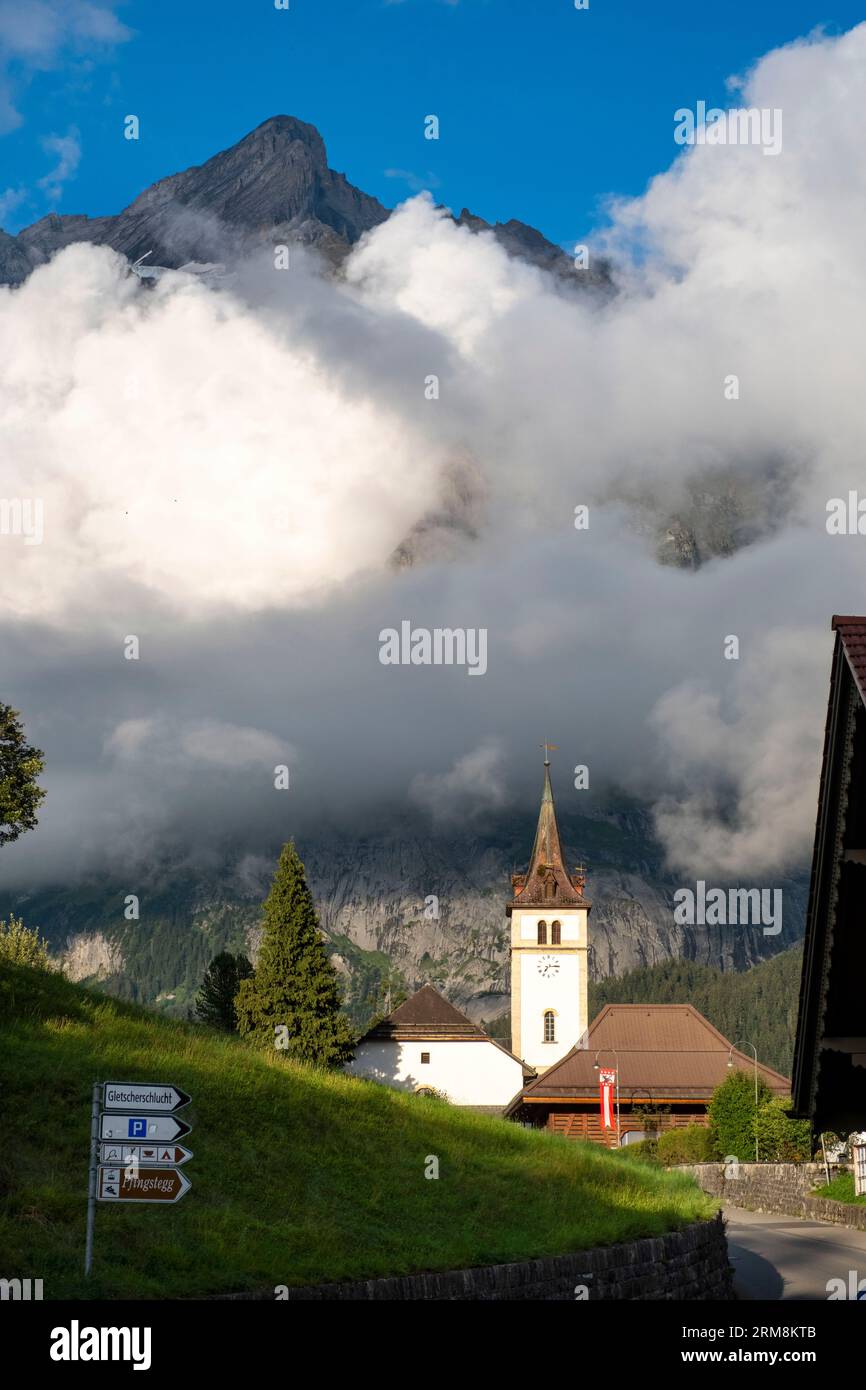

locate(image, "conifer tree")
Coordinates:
235 842 354 1066
194 951 253 1031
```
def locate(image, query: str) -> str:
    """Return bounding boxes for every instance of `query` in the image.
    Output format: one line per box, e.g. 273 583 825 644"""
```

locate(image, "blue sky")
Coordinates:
1 0 864 242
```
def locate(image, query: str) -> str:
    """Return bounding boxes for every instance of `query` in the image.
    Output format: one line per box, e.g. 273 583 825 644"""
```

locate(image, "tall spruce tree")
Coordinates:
194 951 253 1031
235 842 354 1066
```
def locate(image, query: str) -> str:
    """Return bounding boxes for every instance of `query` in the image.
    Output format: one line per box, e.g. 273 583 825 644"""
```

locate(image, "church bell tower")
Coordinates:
508 750 591 1070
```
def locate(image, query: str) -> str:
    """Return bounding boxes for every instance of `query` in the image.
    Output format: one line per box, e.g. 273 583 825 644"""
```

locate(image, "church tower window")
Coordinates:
543 1010 556 1043
551 920 561 944
537 920 547 944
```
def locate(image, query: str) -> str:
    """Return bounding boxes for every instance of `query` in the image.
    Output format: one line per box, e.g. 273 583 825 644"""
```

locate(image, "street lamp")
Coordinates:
728 1041 760 1163
593 1048 621 1148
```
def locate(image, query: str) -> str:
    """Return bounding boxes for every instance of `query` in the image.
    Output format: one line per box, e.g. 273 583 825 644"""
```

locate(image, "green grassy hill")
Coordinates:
0 961 715 1300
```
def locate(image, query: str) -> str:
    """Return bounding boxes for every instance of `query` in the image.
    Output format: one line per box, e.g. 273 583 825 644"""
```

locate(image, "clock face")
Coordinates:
536 955 560 978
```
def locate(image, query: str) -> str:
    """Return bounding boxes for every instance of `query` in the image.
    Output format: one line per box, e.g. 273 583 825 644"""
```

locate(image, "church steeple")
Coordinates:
507 745 591 1070
509 751 588 911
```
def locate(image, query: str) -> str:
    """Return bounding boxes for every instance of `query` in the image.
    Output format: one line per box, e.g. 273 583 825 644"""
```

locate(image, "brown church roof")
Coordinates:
509 760 589 912
508 1004 790 1108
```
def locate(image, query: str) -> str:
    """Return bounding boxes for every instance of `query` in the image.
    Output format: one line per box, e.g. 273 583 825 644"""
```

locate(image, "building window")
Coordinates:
421 1052 430 1064
537 920 547 944
544 1010 556 1043
551 920 561 944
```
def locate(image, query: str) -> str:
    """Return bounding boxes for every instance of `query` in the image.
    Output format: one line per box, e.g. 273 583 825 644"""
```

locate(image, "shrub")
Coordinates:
656 1124 716 1166
0 915 52 969
617 1138 661 1165
753 1098 812 1162
708 1069 773 1161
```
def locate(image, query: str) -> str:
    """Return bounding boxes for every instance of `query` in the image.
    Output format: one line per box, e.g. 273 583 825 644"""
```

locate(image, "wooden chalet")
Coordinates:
505 1003 790 1146
792 616 866 1133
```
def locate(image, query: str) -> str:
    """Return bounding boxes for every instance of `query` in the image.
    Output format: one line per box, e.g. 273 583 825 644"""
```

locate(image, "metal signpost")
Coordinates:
85 1081 193 1276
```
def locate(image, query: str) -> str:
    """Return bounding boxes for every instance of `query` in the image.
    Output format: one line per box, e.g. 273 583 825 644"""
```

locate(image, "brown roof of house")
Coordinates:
509 1004 790 1107
833 615 866 704
509 760 589 911
362 985 486 1041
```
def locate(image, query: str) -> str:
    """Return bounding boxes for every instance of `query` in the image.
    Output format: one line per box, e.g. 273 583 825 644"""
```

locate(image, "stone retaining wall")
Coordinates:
680 1163 866 1232
220 1215 733 1301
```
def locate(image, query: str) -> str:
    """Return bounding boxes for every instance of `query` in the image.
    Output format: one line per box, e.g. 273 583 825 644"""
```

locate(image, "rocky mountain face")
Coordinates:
0 115 610 287
1 803 807 1034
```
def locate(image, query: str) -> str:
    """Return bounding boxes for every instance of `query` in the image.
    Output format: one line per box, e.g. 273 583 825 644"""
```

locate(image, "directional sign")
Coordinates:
99 1142 193 1167
98 1165 191 1204
100 1113 191 1142
103 1082 191 1112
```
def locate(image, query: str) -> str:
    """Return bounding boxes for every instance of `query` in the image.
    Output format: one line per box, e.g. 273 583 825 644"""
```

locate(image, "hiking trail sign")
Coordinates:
103 1083 191 1112
98 1166 191 1203
99 1142 193 1166
85 1080 194 1276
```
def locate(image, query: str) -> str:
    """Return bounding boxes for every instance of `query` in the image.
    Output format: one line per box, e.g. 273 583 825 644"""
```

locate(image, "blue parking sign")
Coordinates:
129 1118 147 1138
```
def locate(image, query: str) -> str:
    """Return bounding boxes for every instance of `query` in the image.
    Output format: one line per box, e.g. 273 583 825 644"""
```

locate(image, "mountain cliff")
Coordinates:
0 115 609 287
0 803 806 1035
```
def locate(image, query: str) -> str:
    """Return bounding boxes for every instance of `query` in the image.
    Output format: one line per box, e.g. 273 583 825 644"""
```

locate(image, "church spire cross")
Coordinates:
540 740 558 766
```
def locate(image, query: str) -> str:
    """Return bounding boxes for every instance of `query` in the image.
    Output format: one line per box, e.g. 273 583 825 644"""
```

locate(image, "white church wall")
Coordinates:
519 951 583 1068
346 1039 524 1106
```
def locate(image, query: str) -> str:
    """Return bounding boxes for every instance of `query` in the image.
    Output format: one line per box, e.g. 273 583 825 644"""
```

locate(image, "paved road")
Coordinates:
725 1206 866 1300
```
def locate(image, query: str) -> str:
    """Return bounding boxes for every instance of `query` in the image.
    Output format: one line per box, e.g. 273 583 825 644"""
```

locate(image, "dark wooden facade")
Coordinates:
545 1107 709 1149
793 617 866 1133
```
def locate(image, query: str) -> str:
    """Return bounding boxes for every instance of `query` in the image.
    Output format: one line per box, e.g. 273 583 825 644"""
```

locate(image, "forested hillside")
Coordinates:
587 948 803 1078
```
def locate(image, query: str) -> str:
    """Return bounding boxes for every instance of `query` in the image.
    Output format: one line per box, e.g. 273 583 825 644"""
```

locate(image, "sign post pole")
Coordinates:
84 1080 100 1277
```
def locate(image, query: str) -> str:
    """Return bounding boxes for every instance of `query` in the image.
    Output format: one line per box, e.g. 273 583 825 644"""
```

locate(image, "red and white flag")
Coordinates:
599 1068 617 1129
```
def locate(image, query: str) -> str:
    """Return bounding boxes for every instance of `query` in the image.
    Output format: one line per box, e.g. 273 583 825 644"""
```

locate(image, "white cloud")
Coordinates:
410 741 509 824
4 23 866 883
37 127 80 201
105 716 290 771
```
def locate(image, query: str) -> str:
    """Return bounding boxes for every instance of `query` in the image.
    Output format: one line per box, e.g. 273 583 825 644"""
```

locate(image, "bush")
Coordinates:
617 1138 661 1165
753 1098 812 1162
656 1124 717 1166
0 915 52 969
708 1069 773 1162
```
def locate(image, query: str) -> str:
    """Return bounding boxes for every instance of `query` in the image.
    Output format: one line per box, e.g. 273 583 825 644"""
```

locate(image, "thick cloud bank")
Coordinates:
2 24 866 885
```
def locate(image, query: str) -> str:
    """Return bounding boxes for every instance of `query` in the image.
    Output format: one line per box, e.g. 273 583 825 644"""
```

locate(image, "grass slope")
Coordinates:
0 962 715 1299
812 1174 866 1207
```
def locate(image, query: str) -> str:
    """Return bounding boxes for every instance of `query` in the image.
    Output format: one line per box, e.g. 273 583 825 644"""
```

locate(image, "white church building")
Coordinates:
347 754 591 1108
345 983 529 1109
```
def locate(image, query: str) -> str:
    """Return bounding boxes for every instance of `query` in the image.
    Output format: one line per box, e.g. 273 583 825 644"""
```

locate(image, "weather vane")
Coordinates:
541 740 559 765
